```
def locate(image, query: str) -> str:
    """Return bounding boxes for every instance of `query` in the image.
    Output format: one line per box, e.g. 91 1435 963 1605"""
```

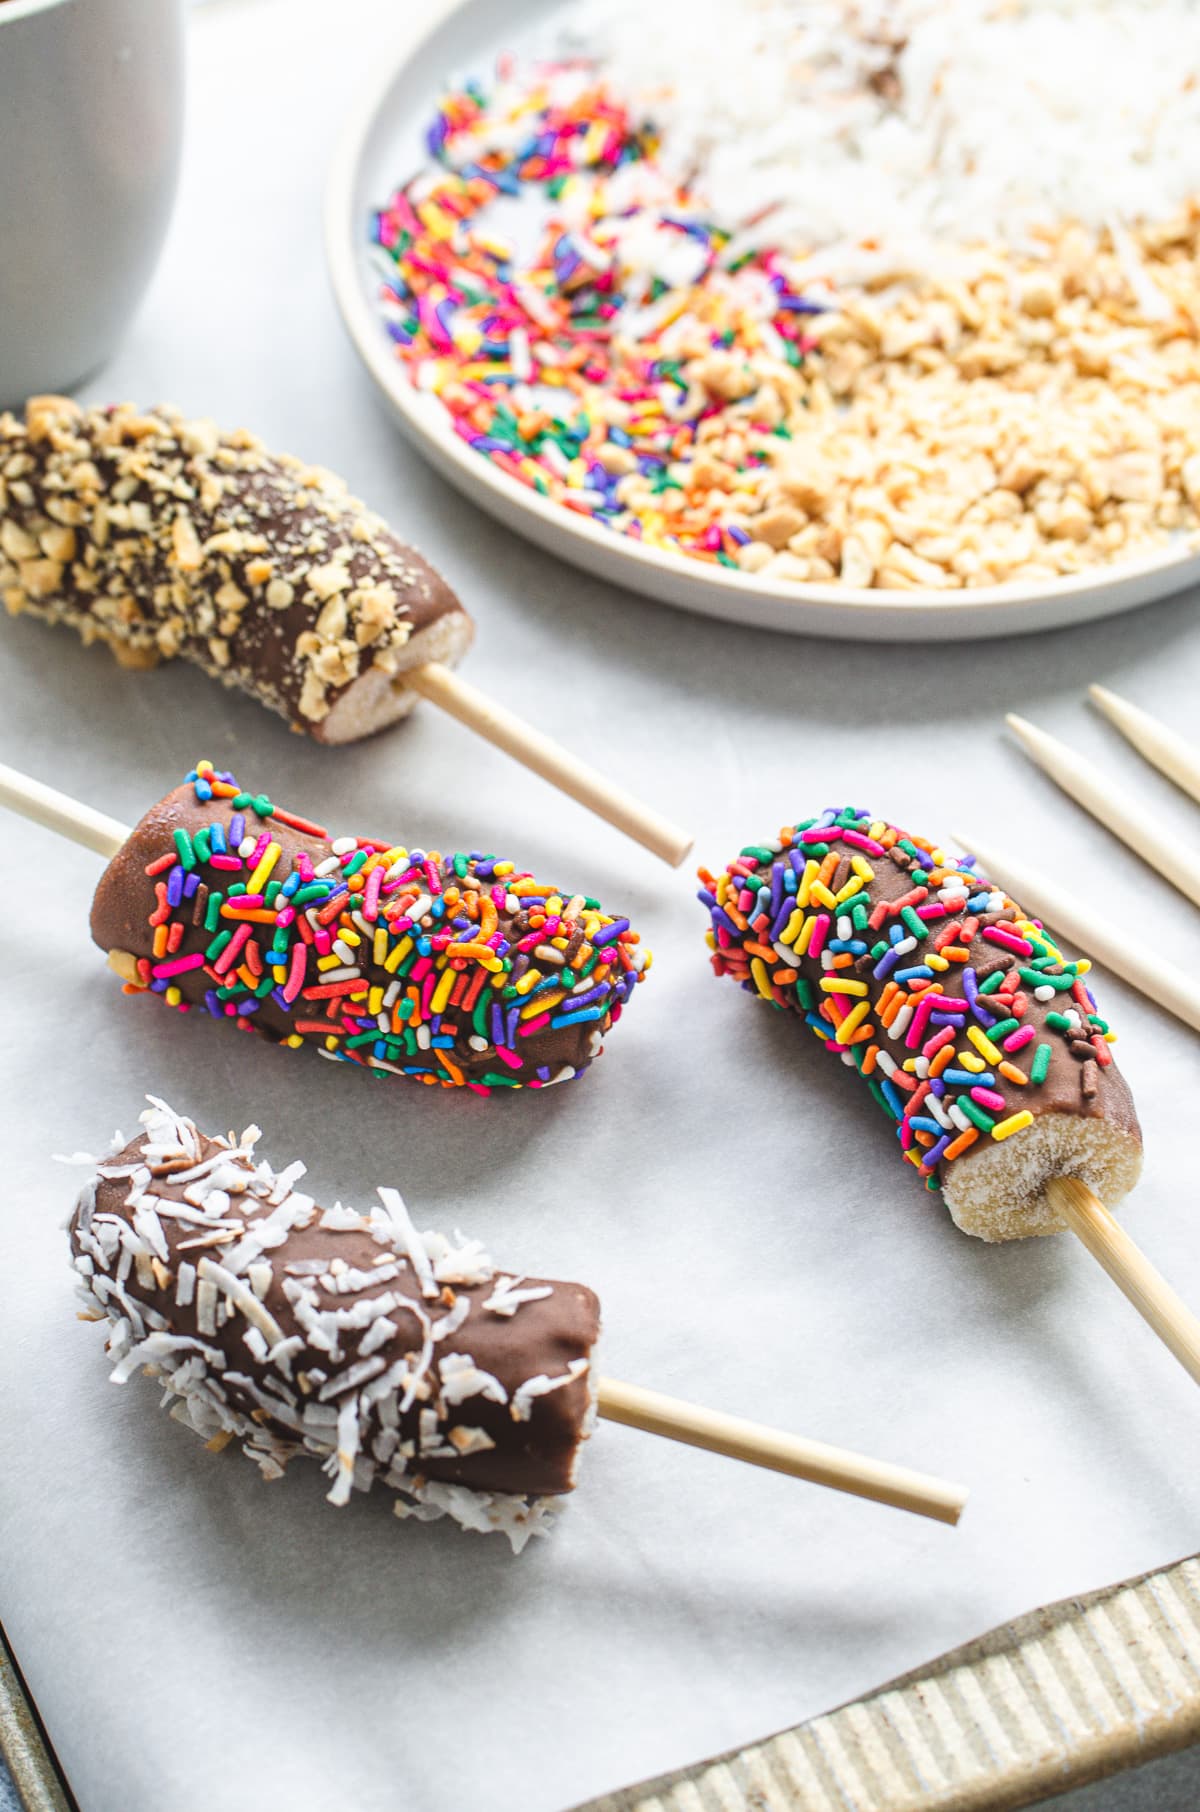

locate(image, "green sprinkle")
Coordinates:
740 846 776 863
205 930 232 961
173 829 195 872
204 891 223 933
342 850 369 878
987 1017 1020 1042
1031 1043 1051 1085
900 906 928 940
1046 1011 1073 1031
978 970 1008 995
959 1098 996 1133
193 828 212 864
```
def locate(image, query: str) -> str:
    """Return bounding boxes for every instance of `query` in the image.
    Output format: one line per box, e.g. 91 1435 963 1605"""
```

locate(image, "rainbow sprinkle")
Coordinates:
698 807 1118 1189
110 762 649 1094
369 61 825 566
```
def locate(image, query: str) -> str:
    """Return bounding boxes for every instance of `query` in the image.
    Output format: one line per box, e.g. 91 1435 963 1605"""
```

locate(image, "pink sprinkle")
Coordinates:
296 854 315 882
519 1012 551 1036
283 943 309 1004
362 867 383 922
420 972 436 1014
151 953 206 979
213 923 251 976
314 929 333 957
1003 1024 1036 1052
971 1088 1007 1112
493 1045 523 1070
916 902 948 921
807 912 831 957
276 906 295 929
921 1025 957 1059
983 926 1034 957
843 830 885 856
411 956 432 983
905 996 935 1049
799 827 831 843
209 854 243 872
899 1119 914 1149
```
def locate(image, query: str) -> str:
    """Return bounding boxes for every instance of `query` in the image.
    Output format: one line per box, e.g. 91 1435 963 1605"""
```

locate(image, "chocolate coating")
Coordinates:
0 397 473 740
90 767 648 1093
69 1104 600 1542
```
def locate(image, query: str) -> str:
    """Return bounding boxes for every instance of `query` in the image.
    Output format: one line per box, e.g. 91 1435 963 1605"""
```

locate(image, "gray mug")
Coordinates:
0 0 185 407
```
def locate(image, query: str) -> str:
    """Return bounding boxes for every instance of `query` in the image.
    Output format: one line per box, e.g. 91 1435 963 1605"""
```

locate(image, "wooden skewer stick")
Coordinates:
1045 1179 1200 1389
0 761 128 861
1006 713 1200 912
0 764 967 1523
952 829 1200 1035
405 662 694 868
1089 684 1200 810
596 1378 967 1523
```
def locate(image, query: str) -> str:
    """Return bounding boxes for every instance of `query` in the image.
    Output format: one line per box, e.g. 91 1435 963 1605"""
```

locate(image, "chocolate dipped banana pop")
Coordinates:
85 761 649 1093
1 397 470 740
71 1099 599 1551
68 1099 969 1546
700 806 1141 1241
0 397 691 864
700 807 1200 1385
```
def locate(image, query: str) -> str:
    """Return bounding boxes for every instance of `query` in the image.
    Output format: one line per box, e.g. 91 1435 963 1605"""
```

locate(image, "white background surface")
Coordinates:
2 4 1200 1810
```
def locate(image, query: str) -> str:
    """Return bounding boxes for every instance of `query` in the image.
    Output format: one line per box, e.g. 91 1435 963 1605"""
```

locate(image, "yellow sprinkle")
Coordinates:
247 841 281 896
967 1025 1003 1065
165 986 182 1007
850 856 876 882
1075 958 1092 974
834 875 861 904
285 1034 304 1049
836 1000 872 1039
992 1110 1034 1142
514 968 544 996
324 1036 340 1052
493 861 515 878
926 952 950 971
430 967 456 1015
794 914 817 956
750 956 774 1001
316 953 342 973
957 1050 988 1074
820 978 867 996
796 860 820 908
272 966 287 985
373 929 388 966
384 936 413 974
521 989 566 1019
810 881 837 911
368 987 384 1016
780 908 806 947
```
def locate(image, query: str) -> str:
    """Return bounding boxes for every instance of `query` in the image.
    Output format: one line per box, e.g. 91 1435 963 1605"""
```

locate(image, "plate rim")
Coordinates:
323 0 1200 639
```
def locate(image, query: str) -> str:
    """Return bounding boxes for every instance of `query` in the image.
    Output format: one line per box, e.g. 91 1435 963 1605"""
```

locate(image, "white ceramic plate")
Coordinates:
325 0 1200 641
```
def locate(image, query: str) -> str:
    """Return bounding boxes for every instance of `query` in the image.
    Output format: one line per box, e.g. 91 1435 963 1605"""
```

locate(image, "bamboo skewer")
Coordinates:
952 829 1200 1035
1046 1179 1200 1388
0 759 965 1523
1089 684 1200 810
595 1378 967 1524
0 762 127 861
405 661 694 868
1006 713 1200 912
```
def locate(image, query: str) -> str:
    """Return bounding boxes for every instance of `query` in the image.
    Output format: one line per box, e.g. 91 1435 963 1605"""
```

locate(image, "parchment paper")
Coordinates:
2 4 1199 1809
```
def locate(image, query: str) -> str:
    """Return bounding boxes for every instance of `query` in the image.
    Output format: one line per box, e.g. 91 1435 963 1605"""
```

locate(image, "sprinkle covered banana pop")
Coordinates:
90 761 648 1094
700 807 1142 1242
70 1099 600 1550
0 397 472 742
